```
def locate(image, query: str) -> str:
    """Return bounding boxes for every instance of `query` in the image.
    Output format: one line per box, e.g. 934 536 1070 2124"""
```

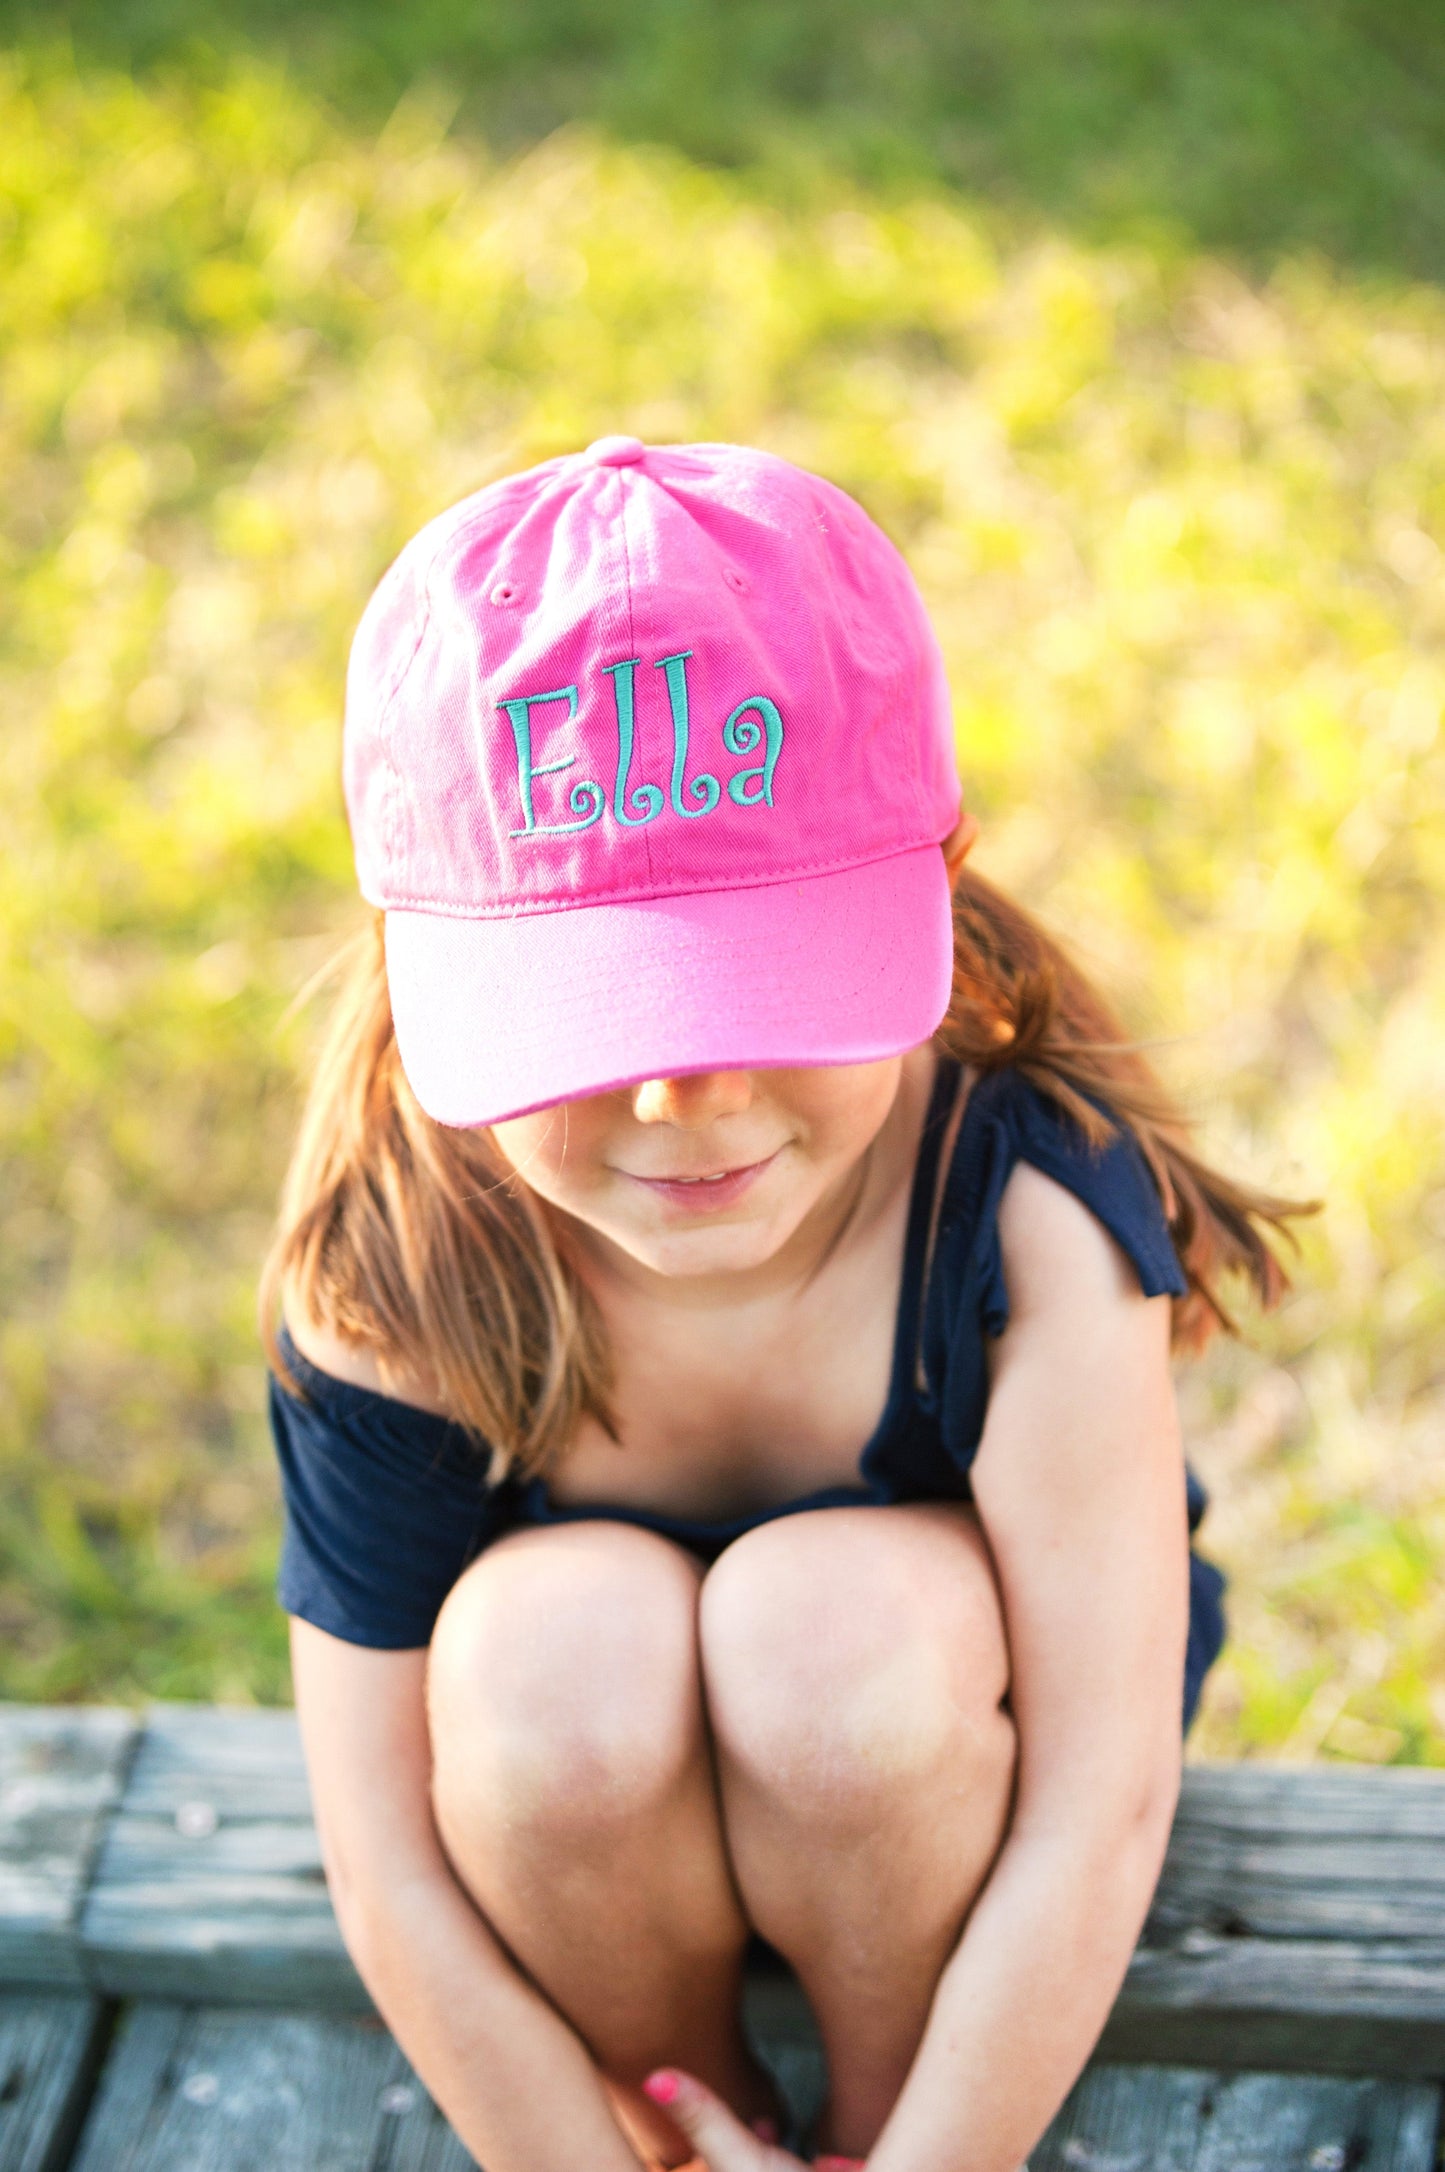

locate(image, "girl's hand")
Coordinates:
643 2070 864 2172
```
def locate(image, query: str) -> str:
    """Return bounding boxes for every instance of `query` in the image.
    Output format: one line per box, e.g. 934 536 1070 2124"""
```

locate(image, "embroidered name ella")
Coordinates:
500 650 784 839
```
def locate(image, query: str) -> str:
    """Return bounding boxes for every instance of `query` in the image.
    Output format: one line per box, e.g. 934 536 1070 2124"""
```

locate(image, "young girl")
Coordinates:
260 436 1307 2172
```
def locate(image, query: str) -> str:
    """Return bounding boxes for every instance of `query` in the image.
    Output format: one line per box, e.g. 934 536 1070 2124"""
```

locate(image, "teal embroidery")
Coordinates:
499 685 605 837
723 696 785 807
602 659 663 826
501 655 785 841
656 650 721 819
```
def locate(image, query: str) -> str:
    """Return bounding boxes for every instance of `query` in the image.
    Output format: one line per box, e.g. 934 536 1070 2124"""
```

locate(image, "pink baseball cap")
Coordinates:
343 436 963 1128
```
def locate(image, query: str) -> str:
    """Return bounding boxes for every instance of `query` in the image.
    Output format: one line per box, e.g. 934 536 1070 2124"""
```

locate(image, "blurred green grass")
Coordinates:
0 10 1442 1754
9 0 1445 275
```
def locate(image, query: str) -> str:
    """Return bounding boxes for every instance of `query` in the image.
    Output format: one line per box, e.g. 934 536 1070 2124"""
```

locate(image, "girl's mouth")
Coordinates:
624 1150 781 1212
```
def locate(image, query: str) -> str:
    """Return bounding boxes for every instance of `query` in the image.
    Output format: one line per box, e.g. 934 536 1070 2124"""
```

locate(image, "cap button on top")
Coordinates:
585 434 646 467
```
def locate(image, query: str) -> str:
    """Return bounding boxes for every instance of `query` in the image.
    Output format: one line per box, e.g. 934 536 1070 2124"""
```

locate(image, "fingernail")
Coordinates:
751 2117 780 2142
644 2070 681 2107
815 2157 866 2170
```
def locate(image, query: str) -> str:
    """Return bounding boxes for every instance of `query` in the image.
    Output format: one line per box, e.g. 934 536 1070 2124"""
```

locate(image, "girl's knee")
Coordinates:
428 1522 705 1834
699 1507 1013 1821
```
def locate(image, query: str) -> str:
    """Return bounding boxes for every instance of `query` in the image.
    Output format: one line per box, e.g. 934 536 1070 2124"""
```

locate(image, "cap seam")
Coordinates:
378 478 573 872
421 472 574 604
914 647 947 831
373 572 433 876
377 834 949 918
617 465 655 887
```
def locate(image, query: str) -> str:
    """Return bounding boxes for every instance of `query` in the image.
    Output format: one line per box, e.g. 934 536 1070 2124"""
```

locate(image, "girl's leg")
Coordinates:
426 1520 773 2165
699 1503 1018 2159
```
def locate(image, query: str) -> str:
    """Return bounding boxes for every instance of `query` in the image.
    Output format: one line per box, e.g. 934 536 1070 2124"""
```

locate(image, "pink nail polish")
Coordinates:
751 2117 781 2143
814 2157 866 2170
643 2071 680 2106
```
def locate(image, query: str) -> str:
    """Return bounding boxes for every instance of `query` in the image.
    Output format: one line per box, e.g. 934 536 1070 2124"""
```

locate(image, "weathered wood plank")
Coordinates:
1171 1765 1445 1839
1151 1766 1445 1942
1104 1763 1445 2076
58 1707 1445 2075
80 1708 366 2009
1031 2063 1441 2172
0 1991 109 2172
751 1945 1445 2096
66 2004 476 2172
1102 1938 1445 2079
0 1708 136 1988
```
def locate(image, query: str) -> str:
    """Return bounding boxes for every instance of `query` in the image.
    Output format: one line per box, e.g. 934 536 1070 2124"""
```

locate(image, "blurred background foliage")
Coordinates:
0 2 1441 1755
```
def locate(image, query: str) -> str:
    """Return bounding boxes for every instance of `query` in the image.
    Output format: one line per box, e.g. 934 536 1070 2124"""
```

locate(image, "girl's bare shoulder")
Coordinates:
278 1271 452 1416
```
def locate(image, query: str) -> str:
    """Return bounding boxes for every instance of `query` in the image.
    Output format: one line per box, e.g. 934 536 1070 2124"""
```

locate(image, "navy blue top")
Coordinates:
268 1059 1226 1726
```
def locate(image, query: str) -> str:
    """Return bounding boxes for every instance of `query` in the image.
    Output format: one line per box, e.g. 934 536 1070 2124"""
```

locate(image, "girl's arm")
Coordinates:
867 1160 1192 2172
289 1618 645 2172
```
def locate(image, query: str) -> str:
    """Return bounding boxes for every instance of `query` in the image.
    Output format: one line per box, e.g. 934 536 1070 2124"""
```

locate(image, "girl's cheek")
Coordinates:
487 1111 606 1196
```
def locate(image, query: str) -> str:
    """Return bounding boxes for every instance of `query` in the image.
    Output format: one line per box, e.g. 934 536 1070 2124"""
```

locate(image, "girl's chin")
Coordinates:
618 1212 800 1276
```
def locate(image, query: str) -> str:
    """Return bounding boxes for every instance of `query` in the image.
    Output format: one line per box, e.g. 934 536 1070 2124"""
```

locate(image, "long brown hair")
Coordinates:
259 868 1317 1479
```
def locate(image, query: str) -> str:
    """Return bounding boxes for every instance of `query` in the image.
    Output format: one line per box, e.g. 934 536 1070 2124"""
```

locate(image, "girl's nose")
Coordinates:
630 1072 754 1127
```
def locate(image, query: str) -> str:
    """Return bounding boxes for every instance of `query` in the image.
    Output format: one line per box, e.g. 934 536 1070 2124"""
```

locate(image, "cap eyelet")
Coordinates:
722 566 749 594
490 581 520 607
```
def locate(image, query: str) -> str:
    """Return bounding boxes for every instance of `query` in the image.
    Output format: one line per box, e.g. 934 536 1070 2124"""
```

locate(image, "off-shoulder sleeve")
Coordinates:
924 1068 1189 1475
972 1072 1188 1340
268 1324 511 1649
920 1071 1222 1734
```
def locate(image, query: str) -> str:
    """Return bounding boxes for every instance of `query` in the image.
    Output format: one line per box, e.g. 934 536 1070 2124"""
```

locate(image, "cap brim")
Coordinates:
384 846 955 1128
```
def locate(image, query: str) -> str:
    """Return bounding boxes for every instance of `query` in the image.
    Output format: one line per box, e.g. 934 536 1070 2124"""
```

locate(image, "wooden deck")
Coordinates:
2 1703 1445 2169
